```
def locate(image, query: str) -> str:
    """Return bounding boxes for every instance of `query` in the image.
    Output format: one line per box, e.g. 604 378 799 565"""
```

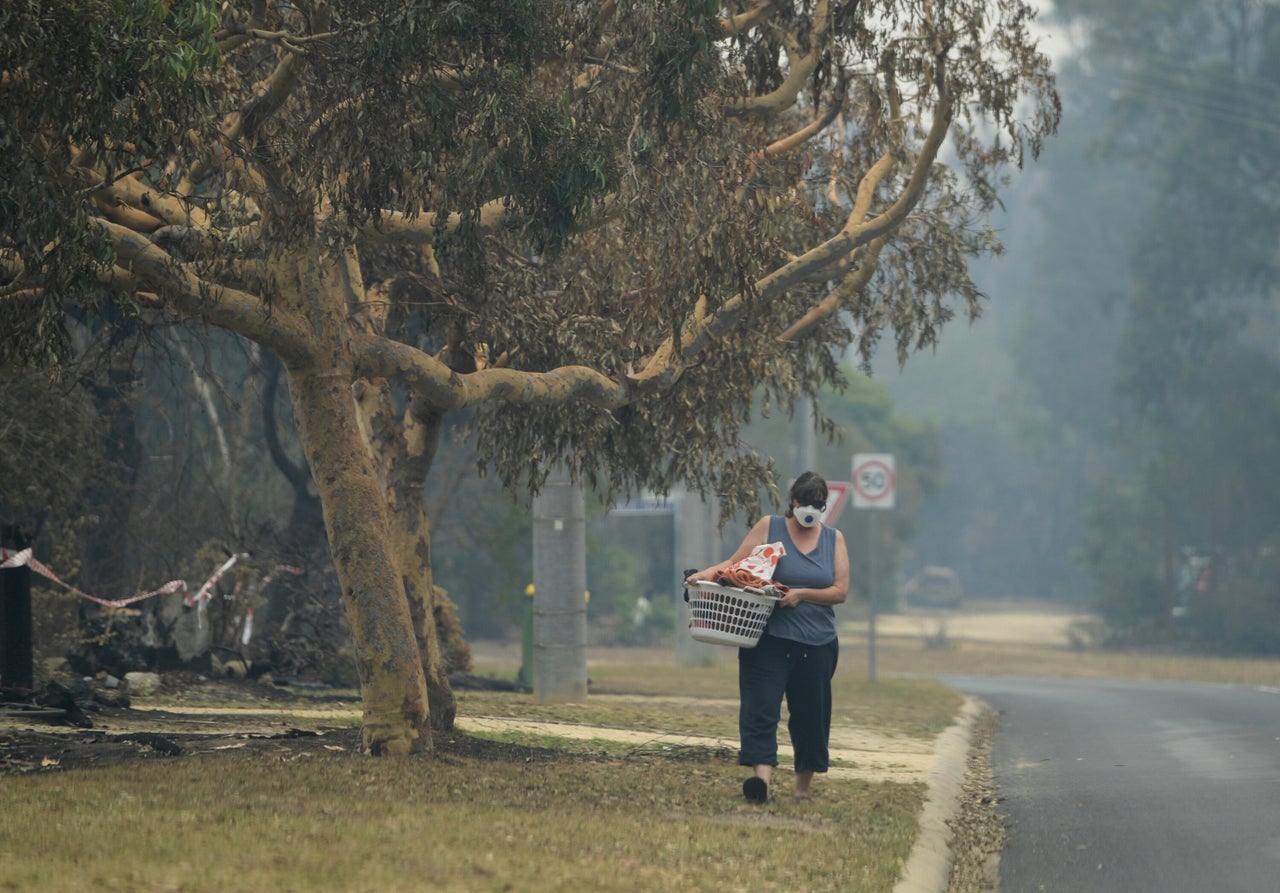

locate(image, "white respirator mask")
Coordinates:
793 505 824 528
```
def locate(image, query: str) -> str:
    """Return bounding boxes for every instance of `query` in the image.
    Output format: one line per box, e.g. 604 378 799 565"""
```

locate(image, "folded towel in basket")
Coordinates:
713 541 789 593
714 567 789 593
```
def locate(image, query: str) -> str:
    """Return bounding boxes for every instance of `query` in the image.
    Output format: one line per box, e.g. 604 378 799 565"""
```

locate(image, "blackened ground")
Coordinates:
0 674 564 774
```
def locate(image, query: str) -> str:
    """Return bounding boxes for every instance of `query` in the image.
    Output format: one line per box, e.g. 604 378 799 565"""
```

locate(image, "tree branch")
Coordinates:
721 1 777 37
229 43 310 144
99 219 311 362
359 200 511 245
754 86 843 161
725 0 830 117
776 237 887 342
741 76 847 182
88 169 212 232
352 334 628 411
215 0 269 54
633 85 954 389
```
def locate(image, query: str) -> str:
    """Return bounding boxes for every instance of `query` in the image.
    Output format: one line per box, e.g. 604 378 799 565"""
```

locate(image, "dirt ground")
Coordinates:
846 600 1093 647
1 678 344 773
0 674 577 774
0 677 939 784
1 615 1039 892
1 604 1083 777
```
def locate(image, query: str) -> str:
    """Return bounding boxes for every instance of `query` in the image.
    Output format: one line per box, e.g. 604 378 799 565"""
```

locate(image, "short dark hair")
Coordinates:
786 471 828 515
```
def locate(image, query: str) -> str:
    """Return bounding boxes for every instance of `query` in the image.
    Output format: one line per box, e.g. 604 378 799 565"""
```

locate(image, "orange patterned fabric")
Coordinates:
715 567 789 593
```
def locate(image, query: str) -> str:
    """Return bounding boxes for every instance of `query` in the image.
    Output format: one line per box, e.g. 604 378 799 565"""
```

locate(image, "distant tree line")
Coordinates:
907 0 1280 654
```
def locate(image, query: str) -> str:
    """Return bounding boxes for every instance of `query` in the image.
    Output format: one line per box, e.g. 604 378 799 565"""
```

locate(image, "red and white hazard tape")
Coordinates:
184 552 248 607
0 547 302 615
240 607 255 646
0 547 187 609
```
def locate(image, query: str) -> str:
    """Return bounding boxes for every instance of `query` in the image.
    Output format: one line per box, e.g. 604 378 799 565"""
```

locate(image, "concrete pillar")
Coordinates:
532 465 588 702
674 490 724 666
795 393 817 476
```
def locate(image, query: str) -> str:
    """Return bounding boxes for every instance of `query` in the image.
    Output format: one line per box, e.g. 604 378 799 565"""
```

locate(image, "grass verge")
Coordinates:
459 648 961 744
862 633 1280 686
0 740 926 893
0 645 959 893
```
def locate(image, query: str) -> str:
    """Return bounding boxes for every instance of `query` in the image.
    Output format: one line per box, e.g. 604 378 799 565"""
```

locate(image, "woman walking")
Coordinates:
687 471 850 803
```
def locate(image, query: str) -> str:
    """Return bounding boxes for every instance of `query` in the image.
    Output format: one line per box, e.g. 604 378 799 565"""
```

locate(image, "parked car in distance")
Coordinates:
902 566 963 608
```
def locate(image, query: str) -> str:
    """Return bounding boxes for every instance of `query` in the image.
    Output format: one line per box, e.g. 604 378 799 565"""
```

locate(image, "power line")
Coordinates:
1078 62 1280 138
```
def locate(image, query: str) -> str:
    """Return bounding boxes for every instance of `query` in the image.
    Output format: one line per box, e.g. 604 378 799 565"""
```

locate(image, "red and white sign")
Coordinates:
852 454 896 509
821 481 852 525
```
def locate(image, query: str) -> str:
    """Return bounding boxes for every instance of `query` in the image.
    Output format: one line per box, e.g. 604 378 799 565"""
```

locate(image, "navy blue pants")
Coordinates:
737 634 839 773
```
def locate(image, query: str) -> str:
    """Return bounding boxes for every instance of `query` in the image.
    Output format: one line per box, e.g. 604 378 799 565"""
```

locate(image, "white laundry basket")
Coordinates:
685 580 779 648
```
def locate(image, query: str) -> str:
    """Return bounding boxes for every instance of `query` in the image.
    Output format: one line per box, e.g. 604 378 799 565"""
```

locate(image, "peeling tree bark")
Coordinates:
287 361 430 754
353 283 460 732
280 250 432 755
390 399 457 730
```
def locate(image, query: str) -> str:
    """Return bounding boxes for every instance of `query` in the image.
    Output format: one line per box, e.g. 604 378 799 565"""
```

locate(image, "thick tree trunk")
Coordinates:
279 250 431 755
394 396 458 730
354 377 458 730
352 280 465 730
390 482 455 730
288 366 432 753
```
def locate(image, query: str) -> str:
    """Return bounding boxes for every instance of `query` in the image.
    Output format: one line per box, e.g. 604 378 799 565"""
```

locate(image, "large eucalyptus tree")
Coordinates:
1 0 1058 754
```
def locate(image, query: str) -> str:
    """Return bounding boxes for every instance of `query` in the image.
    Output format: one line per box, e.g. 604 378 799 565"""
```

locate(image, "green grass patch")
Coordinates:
833 677 962 738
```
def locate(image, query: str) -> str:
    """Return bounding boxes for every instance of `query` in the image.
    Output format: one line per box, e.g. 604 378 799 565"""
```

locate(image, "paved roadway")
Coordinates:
945 676 1280 893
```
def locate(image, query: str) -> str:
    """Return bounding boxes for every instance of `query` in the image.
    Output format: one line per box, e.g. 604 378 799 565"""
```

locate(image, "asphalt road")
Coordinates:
944 676 1280 893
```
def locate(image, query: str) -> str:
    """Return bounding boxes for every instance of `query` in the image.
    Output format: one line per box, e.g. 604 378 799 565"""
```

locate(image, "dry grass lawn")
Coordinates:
0 741 925 893
0 644 954 893
8 606 1278 893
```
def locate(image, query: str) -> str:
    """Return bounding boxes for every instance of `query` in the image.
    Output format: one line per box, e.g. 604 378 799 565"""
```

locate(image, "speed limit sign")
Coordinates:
852 453 895 509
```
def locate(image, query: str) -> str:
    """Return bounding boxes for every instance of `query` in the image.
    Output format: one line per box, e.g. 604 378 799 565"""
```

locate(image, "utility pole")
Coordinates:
674 490 723 666
796 393 817 474
531 465 588 702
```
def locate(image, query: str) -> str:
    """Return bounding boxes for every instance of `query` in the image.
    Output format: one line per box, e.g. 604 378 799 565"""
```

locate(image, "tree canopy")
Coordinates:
1 0 1059 752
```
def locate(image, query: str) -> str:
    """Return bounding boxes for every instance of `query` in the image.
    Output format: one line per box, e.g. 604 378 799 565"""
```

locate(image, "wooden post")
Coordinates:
0 526 34 690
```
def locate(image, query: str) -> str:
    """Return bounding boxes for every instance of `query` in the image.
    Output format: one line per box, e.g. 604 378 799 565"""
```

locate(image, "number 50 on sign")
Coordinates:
852 453 895 509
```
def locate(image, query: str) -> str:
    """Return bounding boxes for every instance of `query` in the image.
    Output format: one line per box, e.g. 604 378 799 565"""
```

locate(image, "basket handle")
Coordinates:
681 569 700 603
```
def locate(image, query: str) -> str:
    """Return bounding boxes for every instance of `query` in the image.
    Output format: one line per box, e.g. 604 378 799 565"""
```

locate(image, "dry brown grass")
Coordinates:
461 646 962 744
0 644 956 893
0 743 926 893
15 614 1256 893
863 632 1280 686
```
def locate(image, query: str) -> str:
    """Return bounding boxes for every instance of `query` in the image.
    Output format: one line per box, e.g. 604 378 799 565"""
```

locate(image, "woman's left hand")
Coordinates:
775 589 803 608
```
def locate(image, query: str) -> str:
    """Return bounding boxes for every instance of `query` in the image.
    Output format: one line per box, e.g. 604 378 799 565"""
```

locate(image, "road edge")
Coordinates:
892 695 987 893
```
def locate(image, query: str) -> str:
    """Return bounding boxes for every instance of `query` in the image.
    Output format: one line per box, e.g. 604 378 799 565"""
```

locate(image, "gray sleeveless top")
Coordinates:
763 515 838 645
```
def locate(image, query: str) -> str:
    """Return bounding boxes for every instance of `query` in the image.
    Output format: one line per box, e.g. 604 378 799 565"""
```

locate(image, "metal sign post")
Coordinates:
852 454 895 682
